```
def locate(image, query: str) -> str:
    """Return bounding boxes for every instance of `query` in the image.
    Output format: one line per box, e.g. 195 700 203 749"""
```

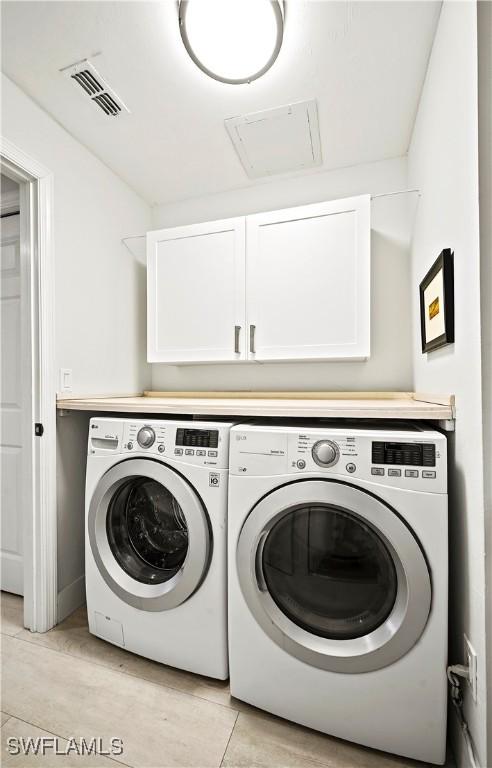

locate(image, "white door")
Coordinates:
0 181 23 595
147 218 246 363
246 195 370 361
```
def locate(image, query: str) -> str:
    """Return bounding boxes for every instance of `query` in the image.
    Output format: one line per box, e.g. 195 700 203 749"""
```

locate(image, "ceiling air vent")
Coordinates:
60 58 129 117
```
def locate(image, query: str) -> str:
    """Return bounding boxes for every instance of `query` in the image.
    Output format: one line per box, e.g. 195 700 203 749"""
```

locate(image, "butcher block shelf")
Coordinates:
56 391 455 424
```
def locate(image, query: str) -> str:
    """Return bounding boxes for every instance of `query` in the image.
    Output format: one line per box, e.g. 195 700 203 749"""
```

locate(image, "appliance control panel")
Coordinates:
89 418 233 468
229 425 447 492
371 441 435 467
175 427 219 449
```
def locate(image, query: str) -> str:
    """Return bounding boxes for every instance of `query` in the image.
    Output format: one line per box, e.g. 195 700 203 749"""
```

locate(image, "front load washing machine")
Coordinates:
86 417 234 679
228 422 448 763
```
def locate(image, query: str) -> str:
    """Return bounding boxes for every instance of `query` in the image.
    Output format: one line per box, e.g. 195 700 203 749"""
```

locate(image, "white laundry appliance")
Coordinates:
228 421 448 763
85 417 234 679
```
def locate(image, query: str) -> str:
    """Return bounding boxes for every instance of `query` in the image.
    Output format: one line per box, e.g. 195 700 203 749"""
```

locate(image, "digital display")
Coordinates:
175 428 219 448
371 441 435 467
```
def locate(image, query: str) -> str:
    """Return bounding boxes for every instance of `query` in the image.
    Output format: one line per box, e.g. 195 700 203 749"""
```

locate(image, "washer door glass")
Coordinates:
107 478 189 585
262 504 397 640
89 459 211 612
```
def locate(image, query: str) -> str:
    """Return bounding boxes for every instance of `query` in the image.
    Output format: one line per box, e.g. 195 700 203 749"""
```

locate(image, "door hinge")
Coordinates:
35 423 44 437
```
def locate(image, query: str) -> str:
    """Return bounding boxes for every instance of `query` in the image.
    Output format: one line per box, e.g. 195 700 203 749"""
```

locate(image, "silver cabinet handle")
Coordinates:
249 324 256 354
234 325 241 354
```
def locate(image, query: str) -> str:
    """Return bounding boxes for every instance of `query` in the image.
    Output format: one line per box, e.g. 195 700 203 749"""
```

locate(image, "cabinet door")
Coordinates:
147 218 246 363
246 195 370 361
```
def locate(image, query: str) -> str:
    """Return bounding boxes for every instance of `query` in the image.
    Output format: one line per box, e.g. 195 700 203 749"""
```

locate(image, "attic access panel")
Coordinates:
225 100 322 179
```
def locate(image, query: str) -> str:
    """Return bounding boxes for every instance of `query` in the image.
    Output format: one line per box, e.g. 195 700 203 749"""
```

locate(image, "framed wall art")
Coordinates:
419 248 455 353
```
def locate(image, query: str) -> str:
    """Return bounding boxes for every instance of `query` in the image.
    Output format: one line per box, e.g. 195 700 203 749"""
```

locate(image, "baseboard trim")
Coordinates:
57 575 85 624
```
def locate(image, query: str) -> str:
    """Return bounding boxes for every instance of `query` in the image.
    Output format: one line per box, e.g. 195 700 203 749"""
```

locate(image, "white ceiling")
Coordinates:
1 1 441 206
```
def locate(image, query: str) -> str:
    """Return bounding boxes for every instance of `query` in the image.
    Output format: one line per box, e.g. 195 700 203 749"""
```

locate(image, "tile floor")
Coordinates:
1 593 453 768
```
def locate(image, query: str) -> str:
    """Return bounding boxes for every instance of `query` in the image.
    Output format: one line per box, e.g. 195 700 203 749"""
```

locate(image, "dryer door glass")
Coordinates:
107 477 188 585
262 504 397 640
237 480 432 672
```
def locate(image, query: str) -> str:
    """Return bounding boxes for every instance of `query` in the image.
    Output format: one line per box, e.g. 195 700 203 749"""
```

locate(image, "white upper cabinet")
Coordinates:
247 196 370 361
147 218 246 363
147 195 370 364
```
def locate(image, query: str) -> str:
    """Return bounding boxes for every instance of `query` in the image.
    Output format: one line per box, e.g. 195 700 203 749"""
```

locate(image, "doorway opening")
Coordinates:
1 139 56 633
1 174 23 600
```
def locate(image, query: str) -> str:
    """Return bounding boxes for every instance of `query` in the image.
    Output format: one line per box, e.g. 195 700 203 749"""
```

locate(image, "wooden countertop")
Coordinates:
56 391 455 423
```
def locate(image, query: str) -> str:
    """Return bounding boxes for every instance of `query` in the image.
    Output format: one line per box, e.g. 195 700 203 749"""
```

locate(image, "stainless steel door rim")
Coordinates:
89 458 210 611
236 480 431 673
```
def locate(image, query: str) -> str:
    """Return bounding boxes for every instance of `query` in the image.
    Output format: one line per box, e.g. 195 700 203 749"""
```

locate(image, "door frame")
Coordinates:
1 137 57 633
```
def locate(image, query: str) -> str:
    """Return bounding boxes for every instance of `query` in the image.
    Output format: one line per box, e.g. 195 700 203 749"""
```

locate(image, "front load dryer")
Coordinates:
86 417 234 679
228 422 448 763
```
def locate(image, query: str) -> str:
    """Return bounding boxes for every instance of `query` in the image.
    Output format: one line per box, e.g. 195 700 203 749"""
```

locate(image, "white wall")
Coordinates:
56 411 94 620
1 74 152 605
1 74 152 398
407 3 486 765
150 157 414 393
477 2 492 765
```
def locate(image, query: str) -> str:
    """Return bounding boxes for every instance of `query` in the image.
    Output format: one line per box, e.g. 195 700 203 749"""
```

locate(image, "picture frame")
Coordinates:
419 248 454 353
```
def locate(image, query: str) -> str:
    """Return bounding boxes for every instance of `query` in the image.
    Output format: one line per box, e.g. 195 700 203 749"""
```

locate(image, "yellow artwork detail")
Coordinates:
429 296 440 320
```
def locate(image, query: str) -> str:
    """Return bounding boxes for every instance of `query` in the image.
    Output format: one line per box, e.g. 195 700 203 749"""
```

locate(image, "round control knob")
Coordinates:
137 426 155 449
158 444 165 453
127 441 133 451
296 459 306 470
312 440 339 468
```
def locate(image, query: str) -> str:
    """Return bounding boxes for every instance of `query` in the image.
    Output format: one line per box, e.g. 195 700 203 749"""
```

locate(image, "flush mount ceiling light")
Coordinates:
179 0 284 85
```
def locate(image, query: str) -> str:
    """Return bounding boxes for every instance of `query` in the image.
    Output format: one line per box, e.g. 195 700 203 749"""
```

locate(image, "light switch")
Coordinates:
60 368 73 393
